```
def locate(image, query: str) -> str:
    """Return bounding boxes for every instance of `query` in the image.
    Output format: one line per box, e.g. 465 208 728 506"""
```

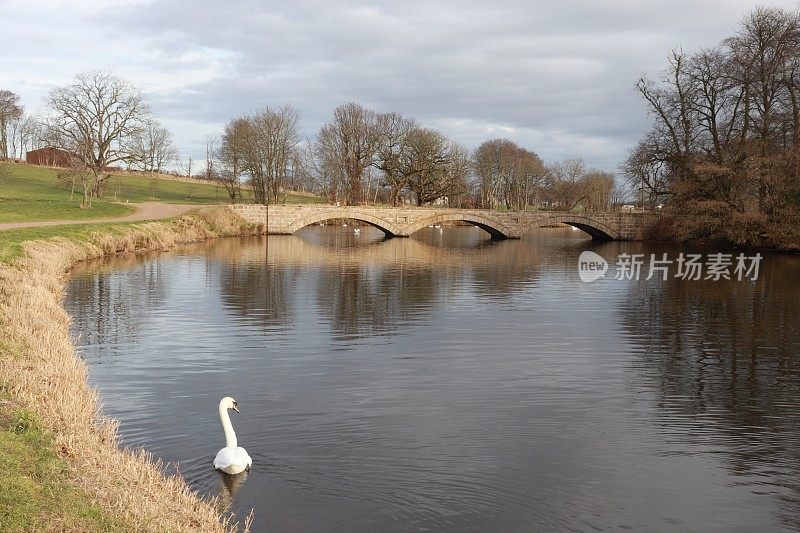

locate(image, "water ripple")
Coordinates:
65 227 800 531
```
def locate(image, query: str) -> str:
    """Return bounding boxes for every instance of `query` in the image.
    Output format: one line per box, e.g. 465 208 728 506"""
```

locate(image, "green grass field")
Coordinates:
0 162 323 224
0 198 134 224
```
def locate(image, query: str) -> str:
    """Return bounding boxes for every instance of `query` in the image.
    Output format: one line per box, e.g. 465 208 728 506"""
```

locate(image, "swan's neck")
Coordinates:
219 405 238 448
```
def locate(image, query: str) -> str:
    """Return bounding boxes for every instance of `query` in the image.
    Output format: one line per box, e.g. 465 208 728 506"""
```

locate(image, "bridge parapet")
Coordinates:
229 204 658 241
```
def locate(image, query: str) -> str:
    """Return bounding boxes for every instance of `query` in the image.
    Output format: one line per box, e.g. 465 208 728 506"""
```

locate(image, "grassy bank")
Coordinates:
0 397 129 531
0 207 260 532
0 162 324 224
0 222 146 263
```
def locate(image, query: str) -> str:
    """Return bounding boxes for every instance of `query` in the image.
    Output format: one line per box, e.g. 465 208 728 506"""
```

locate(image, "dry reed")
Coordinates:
0 207 261 532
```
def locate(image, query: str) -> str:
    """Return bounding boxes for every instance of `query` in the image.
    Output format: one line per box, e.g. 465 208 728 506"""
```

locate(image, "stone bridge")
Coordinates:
229 204 659 240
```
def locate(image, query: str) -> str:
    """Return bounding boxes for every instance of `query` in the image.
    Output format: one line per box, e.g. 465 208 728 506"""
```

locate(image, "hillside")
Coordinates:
0 162 323 224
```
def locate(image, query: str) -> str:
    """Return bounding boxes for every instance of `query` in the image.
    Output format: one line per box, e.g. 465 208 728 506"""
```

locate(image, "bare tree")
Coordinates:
621 135 670 204
9 114 38 160
218 106 301 205
611 178 630 209
128 119 177 173
473 139 505 208
218 119 248 202
0 90 23 160
184 156 193 178
204 135 218 180
473 139 547 210
45 71 149 206
629 6 800 223
548 158 590 211
231 105 302 204
373 113 419 206
405 129 469 206
728 7 800 214
293 139 332 201
315 102 381 205
582 170 616 211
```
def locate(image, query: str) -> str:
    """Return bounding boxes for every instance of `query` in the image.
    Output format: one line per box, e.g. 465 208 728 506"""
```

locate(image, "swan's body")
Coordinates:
213 397 252 475
214 446 251 475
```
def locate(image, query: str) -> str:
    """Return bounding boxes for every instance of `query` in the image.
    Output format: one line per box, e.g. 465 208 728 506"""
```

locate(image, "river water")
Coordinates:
65 226 800 531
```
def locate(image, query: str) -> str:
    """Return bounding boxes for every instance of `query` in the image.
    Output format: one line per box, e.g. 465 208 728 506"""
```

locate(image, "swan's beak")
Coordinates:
232 404 240 413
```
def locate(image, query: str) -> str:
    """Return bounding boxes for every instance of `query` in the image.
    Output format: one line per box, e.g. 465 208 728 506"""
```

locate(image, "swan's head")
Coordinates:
220 396 240 413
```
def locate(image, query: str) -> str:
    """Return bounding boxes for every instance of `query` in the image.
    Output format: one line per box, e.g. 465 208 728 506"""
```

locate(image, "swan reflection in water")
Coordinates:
215 469 249 513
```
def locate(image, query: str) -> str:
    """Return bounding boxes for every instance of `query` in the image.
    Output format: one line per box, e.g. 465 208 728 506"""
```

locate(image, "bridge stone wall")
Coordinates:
229 204 658 240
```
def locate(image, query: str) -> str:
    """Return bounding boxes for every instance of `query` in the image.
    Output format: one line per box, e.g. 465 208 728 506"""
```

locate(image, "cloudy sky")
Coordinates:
1 0 796 171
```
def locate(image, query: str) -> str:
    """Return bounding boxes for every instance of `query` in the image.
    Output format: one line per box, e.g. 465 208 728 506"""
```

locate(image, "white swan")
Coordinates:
213 397 252 475
353 228 361 235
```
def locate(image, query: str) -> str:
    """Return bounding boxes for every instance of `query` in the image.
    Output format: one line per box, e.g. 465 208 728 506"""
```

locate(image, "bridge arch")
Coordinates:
283 209 403 236
403 212 514 239
520 215 619 240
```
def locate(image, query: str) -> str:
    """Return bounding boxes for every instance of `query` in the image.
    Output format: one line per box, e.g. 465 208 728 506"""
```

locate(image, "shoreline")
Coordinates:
0 207 261 532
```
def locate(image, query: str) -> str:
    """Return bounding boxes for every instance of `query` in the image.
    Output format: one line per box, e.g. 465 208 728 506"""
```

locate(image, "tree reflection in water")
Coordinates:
71 225 594 351
206 226 568 343
621 253 800 529
70 255 171 359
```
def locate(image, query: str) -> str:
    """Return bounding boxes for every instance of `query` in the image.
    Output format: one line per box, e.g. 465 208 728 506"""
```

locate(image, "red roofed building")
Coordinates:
26 147 74 168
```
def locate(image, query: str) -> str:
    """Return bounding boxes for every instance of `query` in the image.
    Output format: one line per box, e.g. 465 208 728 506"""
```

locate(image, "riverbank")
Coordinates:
0 207 261 532
645 203 800 253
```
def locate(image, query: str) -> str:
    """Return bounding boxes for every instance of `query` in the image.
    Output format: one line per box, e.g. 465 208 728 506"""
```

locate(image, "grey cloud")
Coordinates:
45 0 800 168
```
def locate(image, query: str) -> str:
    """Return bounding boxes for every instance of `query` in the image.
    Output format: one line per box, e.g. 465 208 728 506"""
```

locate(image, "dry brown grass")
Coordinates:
0 207 261 532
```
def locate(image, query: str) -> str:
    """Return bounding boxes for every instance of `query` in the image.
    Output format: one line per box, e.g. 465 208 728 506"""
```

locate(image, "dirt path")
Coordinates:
0 202 200 231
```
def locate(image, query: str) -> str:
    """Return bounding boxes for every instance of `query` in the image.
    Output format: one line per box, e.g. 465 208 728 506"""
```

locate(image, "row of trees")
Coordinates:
212 103 474 207
212 101 619 210
473 141 617 211
3 72 619 211
625 6 800 222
